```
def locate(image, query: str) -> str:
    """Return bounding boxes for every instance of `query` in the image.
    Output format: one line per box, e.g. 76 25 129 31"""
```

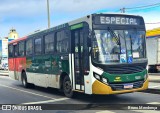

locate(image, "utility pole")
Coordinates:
120 7 125 13
47 0 50 28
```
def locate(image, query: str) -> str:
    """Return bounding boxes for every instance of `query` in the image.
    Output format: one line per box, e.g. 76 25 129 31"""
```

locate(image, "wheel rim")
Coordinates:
64 81 71 93
22 78 26 86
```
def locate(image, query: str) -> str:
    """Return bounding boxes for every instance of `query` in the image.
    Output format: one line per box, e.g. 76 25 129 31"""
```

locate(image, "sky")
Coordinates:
0 0 160 38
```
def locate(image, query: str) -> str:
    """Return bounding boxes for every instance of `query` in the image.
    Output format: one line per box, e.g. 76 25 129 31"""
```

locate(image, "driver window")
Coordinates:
92 30 120 63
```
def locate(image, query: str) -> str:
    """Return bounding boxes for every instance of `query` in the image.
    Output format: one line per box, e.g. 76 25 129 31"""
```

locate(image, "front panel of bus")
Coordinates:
91 14 148 94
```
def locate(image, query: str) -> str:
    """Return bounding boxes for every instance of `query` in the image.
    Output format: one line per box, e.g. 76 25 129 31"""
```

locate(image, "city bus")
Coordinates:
8 13 148 97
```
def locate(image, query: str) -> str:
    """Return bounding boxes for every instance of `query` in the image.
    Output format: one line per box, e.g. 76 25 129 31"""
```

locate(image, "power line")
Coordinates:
145 22 160 24
126 2 160 10
119 2 160 13
127 5 160 12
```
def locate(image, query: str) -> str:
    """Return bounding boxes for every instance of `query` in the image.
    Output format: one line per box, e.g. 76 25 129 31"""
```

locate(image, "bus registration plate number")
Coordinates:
124 84 133 89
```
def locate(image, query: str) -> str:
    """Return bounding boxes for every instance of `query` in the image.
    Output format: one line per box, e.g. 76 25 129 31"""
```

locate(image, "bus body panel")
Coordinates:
8 58 15 79
102 70 147 83
9 58 26 81
26 54 69 88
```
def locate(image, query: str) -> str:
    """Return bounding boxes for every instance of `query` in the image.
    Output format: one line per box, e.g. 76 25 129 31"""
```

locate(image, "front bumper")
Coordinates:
92 78 149 94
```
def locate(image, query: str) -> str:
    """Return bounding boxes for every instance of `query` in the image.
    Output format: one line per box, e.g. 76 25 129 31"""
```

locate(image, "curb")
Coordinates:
142 88 160 94
0 74 9 76
149 73 160 76
0 75 9 76
149 80 160 83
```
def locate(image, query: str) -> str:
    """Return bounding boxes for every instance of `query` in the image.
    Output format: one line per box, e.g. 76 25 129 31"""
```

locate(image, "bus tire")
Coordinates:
63 76 73 98
22 72 30 88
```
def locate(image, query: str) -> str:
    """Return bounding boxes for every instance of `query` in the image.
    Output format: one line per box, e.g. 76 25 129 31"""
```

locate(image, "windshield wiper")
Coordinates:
130 35 133 53
108 27 121 45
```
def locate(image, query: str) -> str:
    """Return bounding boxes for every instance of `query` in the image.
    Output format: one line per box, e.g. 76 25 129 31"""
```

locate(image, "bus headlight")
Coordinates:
102 77 108 84
94 74 101 80
146 65 149 70
94 72 108 84
144 74 148 81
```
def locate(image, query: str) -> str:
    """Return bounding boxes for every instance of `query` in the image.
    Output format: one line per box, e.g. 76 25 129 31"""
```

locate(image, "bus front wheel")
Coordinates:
22 72 30 88
63 76 73 98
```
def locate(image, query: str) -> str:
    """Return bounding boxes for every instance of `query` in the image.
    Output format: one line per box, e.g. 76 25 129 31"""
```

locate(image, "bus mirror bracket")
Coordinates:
87 30 92 47
87 38 91 47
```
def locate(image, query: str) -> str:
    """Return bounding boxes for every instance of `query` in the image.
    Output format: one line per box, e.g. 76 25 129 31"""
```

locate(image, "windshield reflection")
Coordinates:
92 29 146 64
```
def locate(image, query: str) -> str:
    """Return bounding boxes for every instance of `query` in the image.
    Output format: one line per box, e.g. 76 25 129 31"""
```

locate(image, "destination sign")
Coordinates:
94 16 142 25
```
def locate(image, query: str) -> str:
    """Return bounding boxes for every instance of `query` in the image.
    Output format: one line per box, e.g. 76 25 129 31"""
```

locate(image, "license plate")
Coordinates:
124 84 133 89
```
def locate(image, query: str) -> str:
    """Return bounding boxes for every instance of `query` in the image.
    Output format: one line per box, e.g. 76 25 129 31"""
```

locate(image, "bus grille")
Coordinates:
109 80 144 91
105 65 146 74
94 62 147 74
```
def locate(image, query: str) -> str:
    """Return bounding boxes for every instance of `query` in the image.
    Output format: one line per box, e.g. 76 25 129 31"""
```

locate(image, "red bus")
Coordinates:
8 37 27 82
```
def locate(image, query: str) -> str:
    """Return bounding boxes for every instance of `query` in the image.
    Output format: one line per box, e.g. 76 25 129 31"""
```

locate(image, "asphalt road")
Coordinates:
0 75 160 113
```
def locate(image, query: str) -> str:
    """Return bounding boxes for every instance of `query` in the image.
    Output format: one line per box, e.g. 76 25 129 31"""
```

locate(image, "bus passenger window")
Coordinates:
9 45 13 57
14 45 18 57
34 38 42 55
19 42 25 56
26 39 33 56
45 33 54 53
56 30 69 53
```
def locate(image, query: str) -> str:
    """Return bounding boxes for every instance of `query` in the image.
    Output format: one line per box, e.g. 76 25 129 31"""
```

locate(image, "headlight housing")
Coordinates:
144 74 148 81
93 72 108 85
94 73 101 80
146 65 149 71
102 77 108 84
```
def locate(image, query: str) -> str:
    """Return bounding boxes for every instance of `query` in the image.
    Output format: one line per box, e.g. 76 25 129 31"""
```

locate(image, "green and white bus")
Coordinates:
8 13 148 97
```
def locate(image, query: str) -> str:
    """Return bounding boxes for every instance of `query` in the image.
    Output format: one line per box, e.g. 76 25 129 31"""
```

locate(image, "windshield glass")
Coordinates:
92 29 146 64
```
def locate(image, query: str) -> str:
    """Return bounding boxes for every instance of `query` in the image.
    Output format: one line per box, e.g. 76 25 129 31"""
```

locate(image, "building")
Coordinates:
0 28 18 65
146 27 160 38
8 28 18 41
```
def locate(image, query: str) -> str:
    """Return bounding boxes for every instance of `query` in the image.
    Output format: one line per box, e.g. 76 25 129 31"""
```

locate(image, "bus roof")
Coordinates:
94 12 142 17
8 36 27 44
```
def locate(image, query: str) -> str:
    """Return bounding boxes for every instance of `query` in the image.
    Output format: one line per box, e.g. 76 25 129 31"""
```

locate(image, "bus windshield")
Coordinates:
92 29 146 64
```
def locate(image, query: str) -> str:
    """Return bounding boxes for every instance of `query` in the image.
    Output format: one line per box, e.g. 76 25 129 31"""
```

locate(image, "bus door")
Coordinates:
71 26 89 91
13 44 19 80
